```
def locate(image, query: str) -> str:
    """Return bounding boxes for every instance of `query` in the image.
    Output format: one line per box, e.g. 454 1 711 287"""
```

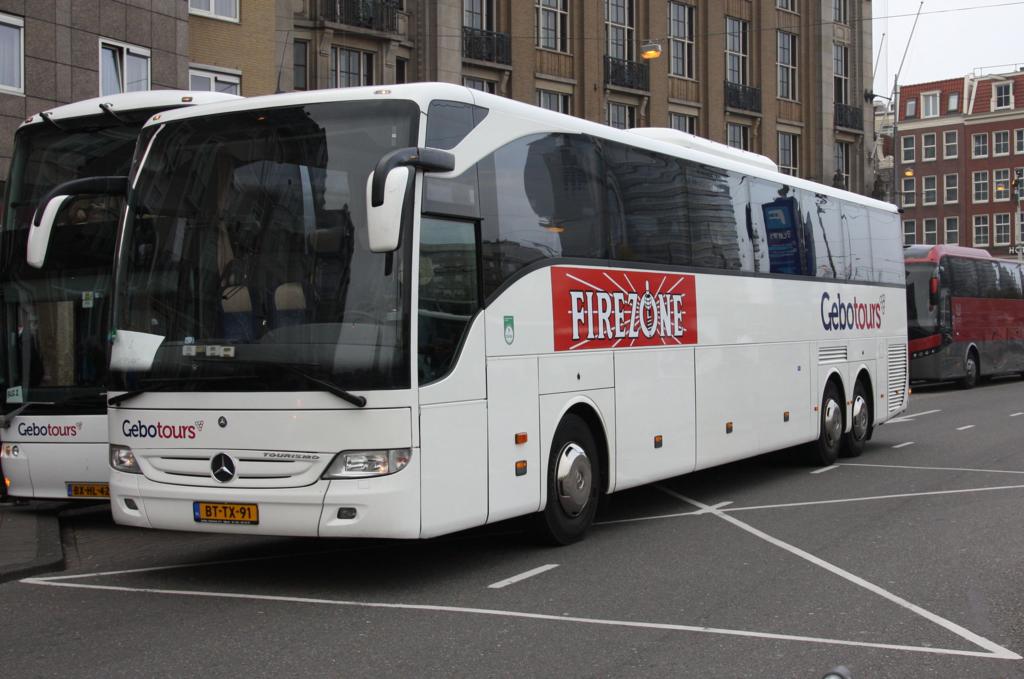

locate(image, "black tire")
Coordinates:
959 350 979 389
534 413 601 546
807 382 843 466
840 380 871 458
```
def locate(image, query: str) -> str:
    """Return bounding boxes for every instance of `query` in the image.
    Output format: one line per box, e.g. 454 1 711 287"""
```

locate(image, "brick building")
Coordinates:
897 69 1024 258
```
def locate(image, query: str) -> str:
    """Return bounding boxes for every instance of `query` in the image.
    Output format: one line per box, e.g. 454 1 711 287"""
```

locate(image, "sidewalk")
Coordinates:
0 501 66 583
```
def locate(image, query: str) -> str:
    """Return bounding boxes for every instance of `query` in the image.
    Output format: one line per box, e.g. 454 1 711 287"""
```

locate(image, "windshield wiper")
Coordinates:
108 375 257 407
0 401 55 428
192 358 367 408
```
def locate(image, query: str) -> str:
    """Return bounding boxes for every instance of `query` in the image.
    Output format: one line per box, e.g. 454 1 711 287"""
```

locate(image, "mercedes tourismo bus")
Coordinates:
0 91 238 501
32 84 909 542
905 244 1024 387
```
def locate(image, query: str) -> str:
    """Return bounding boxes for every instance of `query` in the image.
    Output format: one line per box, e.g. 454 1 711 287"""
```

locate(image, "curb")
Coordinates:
0 507 66 584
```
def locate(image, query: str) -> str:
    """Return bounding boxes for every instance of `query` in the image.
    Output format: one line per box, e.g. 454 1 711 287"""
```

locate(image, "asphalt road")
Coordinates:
4 377 1024 678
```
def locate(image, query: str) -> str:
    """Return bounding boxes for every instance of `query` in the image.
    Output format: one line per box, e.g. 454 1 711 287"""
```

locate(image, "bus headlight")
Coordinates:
323 449 412 478
1 443 18 457
110 444 141 474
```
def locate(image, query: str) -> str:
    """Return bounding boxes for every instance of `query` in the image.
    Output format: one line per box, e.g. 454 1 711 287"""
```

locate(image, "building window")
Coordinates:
922 133 936 161
464 0 491 30
607 101 636 129
100 40 150 96
331 47 373 87
778 132 799 175
1017 168 1024 199
396 57 407 84
833 0 848 24
905 97 916 118
923 218 938 245
537 0 569 52
948 92 959 112
995 82 1013 110
777 31 797 101
901 176 915 207
995 213 1011 245
188 0 238 21
727 122 750 150
922 92 939 118
901 135 915 163
537 89 570 114
973 170 989 203
994 168 1011 201
974 215 990 246
922 175 937 205
464 76 496 93
945 217 959 244
668 2 695 79
944 173 958 204
835 141 850 188
833 43 848 105
973 132 988 158
0 13 23 94
188 67 239 95
725 17 748 85
944 130 958 159
903 220 916 245
777 0 796 10
670 112 697 134
994 130 1010 156
293 40 308 90
606 0 635 61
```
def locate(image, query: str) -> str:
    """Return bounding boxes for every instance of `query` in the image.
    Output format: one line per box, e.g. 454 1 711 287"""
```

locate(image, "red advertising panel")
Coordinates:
551 266 698 351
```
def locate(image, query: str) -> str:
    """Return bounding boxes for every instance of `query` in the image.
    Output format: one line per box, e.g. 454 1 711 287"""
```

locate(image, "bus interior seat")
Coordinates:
221 285 254 341
273 282 307 327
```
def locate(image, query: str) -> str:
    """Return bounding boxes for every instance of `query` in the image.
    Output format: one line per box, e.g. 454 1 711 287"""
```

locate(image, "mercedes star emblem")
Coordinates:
211 453 236 483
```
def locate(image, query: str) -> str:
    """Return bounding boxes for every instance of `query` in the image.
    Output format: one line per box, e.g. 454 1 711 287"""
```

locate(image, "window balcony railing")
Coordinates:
462 27 511 65
322 0 399 33
604 56 649 91
835 103 864 130
725 81 762 113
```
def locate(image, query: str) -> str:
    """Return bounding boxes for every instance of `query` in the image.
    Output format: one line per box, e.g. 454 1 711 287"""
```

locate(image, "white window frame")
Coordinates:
921 91 939 118
922 175 937 205
994 130 1011 156
903 219 916 246
835 141 850 188
833 43 848 105
974 214 990 246
994 82 1013 110
905 97 917 118
994 168 1011 202
668 2 695 79
464 76 496 93
973 132 988 159
725 17 749 86
188 66 240 95
833 0 848 24
948 91 959 112
944 173 958 204
901 176 915 207
901 135 915 163
607 101 636 129
332 46 374 88
921 132 936 161
973 170 989 203
778 131 799 176
1016 129 1024 155
777 30 797 101
536 0 569 53
537 88 570 114
98 39 151 96
670 112 697 134
0 12 24 95
995 213 1012 245
727 122 750 151
1017 168 1024 200
944 130 958 159
188 0 239 22
777 0 797 11
945 216 959 244
606 0 635 61
923 218 938 245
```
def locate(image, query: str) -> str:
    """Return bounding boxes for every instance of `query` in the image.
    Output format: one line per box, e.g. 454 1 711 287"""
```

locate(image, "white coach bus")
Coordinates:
0 91 238 501
31 84 908 542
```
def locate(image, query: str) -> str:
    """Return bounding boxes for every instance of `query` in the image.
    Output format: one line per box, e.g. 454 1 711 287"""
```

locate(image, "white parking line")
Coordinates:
487 564 559 589
888 409 942 424
956 425 976 431
1011 413 1024 418
841 463 1024 476
19 578 1018 661
656 486 1021 661
893 442 915 449
810 465 839 475
722 483 1024 513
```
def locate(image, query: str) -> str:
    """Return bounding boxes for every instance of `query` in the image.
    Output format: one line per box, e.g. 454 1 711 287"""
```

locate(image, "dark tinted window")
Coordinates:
948 257 979 297
998 261 1023 299
425 100 487 150
748 179 813 275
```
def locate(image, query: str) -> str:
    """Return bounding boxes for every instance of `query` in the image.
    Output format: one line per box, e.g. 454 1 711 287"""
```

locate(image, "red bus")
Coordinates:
905 245 1024 387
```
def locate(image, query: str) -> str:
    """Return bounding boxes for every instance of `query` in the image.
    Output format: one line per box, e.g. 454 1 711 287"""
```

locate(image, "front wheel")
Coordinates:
840 381 871 458
807 382 843 466
534 414 601 545
959 350 979 389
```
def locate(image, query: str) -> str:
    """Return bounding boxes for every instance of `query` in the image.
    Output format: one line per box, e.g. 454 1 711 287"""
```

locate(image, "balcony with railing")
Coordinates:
725 81 761 113
835 103 864 130
462 27 511 65
604 56 649 91
322 0 399 34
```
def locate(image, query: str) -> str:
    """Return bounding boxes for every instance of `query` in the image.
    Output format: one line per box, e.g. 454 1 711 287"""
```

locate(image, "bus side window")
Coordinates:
842 203 873 282
799 189 848 279
418 217 480 384
869 209 903 285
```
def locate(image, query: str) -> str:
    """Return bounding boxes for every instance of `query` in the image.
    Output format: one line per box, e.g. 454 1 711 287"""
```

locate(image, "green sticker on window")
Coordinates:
503 316 515 345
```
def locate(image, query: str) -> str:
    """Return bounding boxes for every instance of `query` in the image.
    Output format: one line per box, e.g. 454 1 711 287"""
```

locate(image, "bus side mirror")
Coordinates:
928 276 939 307
366 147 455 254
26 175 129 268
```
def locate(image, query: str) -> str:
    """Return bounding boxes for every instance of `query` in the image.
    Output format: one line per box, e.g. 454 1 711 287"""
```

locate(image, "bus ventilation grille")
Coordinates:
887 343 908 413
818 346 848 364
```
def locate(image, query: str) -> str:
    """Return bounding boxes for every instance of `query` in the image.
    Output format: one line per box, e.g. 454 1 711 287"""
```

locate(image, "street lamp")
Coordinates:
640 41 662 60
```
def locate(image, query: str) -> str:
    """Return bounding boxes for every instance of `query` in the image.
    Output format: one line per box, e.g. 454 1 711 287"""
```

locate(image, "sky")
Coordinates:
871 0 1024 95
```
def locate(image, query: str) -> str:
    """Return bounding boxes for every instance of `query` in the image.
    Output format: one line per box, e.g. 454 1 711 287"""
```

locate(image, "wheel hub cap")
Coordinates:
556 443 592 517
851 395 868 441
824 399 842 448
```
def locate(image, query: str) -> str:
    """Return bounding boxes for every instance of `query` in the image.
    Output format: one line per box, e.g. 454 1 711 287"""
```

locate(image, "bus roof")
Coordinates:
904 244 994 264
20 90 240 130
139 82 898 214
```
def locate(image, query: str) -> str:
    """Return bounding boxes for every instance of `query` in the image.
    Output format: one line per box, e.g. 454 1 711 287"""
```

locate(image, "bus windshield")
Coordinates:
111 100 419 393
905 262 939 340
1 116 144 410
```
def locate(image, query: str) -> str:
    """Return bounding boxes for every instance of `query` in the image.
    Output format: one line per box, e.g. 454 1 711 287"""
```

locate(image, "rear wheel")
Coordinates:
807 382 843 466
959 349 979 389
534 413 601 545
840 380 871 458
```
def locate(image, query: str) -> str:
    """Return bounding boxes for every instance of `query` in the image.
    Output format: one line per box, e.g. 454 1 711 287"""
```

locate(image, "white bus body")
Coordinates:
0 90 238 500
105 83 908 541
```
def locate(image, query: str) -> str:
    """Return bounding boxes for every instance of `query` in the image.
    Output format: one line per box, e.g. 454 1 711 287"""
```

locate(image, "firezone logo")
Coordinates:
121 419 205 440
16 422 82 437
551 266 698 351
820 292 885 331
